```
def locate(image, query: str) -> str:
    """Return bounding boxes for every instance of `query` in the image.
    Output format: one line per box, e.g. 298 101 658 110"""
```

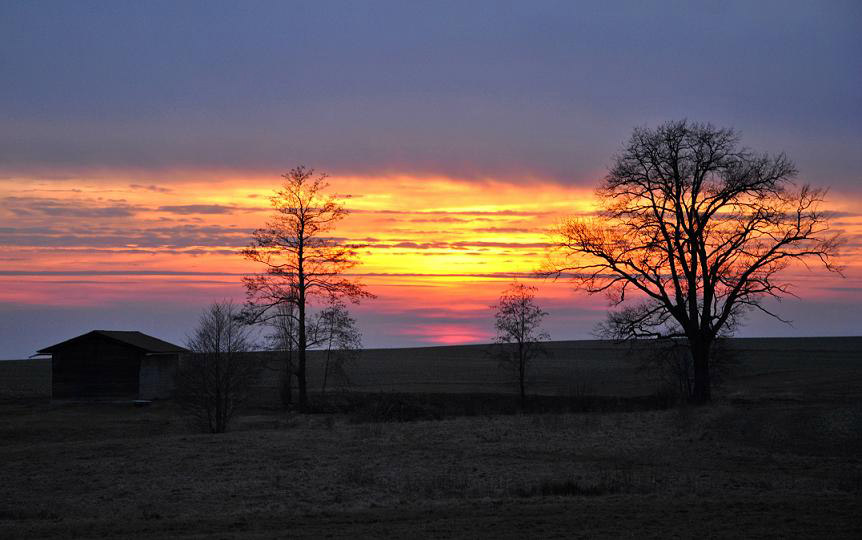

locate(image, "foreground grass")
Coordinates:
1 397 861 539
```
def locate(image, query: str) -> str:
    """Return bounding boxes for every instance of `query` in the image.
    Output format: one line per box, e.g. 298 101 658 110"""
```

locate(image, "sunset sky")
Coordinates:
1 1 861 358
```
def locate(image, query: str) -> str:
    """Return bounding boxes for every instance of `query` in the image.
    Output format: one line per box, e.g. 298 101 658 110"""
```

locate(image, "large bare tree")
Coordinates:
242 166 373 410
544 120 841 403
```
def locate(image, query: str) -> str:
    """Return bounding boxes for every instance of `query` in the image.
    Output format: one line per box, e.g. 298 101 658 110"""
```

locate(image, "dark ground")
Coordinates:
2 337 861 538
2 389 861 539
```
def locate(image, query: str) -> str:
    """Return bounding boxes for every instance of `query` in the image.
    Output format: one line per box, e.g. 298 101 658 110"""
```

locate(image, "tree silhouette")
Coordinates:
491 282 550 407
177 301 257 433
313 299 362 395
544 120 841 403
242 166 373 410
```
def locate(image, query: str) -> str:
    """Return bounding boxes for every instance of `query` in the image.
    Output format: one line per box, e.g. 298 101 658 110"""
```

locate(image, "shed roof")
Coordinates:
38 330 187 354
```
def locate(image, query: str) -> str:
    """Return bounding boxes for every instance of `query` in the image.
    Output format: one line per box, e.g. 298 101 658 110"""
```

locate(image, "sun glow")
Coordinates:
1 171 860 348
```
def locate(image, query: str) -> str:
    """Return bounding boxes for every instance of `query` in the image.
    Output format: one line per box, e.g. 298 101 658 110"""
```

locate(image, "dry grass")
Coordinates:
1 391 861 538
1 338 861 538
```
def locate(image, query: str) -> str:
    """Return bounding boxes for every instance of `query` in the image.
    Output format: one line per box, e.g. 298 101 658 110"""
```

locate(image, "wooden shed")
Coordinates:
37 330 187 400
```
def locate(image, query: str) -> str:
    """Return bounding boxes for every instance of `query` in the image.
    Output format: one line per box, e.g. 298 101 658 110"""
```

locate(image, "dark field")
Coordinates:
2 337 861 538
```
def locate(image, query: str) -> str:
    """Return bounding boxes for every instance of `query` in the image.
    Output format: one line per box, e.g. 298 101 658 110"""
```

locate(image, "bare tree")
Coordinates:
314 299 362 395
177 301 257 433
544 120 841 404
242 166 374 410
491 282 550 407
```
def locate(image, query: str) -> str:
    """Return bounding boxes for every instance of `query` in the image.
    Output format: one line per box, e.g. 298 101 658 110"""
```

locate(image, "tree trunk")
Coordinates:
297 222 308 411
690 336 712 404
284 311 297 409
297 313 308 411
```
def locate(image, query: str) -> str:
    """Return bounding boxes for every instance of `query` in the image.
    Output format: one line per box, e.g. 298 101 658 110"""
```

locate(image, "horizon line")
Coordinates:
4 334 861 361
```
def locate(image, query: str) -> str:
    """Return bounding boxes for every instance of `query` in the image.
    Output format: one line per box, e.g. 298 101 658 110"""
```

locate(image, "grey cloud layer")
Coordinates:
4 197 140 218
1 1 859 186
2 196 257 219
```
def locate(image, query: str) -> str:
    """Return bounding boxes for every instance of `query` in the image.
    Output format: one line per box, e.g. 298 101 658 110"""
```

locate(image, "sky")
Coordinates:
1 1 861 358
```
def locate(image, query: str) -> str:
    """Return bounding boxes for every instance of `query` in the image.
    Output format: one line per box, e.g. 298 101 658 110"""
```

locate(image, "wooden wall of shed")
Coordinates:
52 337 143 399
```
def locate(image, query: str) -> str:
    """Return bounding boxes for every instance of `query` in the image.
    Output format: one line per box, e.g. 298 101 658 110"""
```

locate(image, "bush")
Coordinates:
176 301 259 433
348 393 444 423
301 391 674 422
513 468 645 498
633 338 738 404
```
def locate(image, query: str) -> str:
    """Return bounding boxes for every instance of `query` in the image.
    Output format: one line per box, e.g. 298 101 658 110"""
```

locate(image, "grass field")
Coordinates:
1 337 861 538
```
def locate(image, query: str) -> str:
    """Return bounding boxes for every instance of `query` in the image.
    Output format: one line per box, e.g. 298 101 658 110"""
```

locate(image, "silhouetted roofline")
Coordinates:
37 330 188 354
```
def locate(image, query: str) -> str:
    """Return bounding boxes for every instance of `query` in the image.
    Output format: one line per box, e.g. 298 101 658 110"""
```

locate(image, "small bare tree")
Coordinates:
177 301 257 433
314 300 362 395
544 120 841 403
491 282 550 407
242 166 374 411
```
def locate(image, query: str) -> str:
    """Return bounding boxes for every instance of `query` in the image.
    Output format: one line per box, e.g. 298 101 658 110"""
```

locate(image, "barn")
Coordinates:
37 330 187 400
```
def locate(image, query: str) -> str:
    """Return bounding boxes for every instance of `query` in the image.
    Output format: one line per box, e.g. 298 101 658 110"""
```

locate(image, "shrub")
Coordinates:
176 301 260 433
348 393 444 423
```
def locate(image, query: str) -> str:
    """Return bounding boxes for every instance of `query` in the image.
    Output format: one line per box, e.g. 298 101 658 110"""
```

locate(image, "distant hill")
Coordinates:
3 337 860 401
0 358 51 398
283 336 862 399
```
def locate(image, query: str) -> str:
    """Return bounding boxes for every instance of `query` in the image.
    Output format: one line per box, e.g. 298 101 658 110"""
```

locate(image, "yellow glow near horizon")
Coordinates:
0 172 601 278
1 171 860 346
